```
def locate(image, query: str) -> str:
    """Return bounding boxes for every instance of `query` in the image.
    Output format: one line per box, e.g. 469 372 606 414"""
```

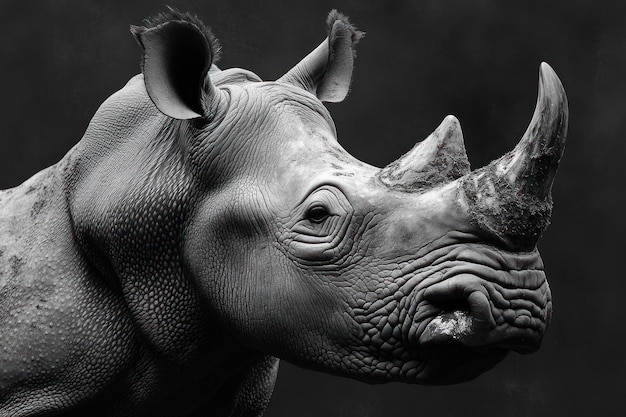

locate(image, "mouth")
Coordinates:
404 263 549 385
418 309 543 354
416 266 551 355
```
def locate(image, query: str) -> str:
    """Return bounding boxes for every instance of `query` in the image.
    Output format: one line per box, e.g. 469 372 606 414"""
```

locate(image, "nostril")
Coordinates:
423 275 495 331
436 298 469 314
425 289 495 336
466 291 496 333
420 276 498 347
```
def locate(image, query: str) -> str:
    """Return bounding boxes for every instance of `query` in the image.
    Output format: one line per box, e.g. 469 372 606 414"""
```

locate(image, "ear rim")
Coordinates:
131 17 216 120
316 19 356 102
277 10 364 103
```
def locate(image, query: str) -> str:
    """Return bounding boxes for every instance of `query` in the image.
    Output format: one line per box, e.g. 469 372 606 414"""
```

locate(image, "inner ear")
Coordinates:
132 20 214 119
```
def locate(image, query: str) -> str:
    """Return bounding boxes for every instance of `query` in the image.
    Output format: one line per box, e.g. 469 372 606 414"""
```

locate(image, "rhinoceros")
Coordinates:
0 8 567 417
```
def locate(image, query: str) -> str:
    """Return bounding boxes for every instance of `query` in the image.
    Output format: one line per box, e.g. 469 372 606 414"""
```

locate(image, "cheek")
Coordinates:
184 188 361 355
184 210 342 345
184 224 289 350
233 235 362 354
182 193 268 329
246 250 343 326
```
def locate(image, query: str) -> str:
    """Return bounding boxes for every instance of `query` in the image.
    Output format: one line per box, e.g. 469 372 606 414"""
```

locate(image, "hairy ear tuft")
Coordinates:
326 9 365 59
278 10 364 103
131 6 221 70
131 7 223 119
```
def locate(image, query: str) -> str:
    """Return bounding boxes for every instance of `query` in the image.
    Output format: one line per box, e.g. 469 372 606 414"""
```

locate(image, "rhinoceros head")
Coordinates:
129 10 567 384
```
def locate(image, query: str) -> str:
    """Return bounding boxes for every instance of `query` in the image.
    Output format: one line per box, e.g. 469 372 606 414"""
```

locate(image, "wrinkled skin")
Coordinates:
0 10 566 417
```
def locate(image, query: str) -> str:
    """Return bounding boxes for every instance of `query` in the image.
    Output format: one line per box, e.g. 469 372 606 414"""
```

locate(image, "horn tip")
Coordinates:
439 114 462 135
538 62 566 97
438 115 465 147
539 61 554 74
442 114 461 127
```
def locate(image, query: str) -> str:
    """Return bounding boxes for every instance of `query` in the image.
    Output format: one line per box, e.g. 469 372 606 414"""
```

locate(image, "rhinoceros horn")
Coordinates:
461 63 568 248
490 63 568 199
379 115 472 191
380 63 568 249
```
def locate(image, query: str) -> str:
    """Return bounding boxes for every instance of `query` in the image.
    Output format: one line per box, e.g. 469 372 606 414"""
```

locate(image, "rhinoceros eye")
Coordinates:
286 186 355 263
306 205 330 223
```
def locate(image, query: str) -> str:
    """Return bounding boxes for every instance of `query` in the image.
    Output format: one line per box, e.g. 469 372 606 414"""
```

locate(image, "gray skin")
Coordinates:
0 10 567 417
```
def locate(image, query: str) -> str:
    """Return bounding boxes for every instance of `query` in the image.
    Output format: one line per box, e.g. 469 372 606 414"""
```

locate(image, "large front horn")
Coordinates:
461 63 568 249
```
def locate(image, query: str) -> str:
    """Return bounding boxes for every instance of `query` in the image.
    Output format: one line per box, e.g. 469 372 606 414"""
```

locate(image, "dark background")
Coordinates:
0 0 623 415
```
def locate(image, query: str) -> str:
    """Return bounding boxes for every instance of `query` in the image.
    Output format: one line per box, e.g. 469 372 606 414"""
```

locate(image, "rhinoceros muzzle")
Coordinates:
417 254 551 355
376 63 566 363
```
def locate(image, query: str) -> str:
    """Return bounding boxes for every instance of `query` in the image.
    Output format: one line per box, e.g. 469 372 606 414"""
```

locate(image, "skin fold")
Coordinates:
0 9 567 417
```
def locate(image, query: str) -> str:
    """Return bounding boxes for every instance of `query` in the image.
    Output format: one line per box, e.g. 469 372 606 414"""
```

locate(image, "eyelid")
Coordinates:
306 189 339 208
297 185 353 220
307 204 328 213
296 183 347 206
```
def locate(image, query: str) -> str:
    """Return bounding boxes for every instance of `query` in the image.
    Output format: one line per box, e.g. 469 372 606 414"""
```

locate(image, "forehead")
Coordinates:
217 82 377 198
236 83 343 156
276 89 337 136
210 82 325 156
219 79 335 130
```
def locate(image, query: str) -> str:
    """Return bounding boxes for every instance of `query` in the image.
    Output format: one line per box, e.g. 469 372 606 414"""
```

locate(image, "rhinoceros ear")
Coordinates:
278 10 364 102
131 9 221 119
